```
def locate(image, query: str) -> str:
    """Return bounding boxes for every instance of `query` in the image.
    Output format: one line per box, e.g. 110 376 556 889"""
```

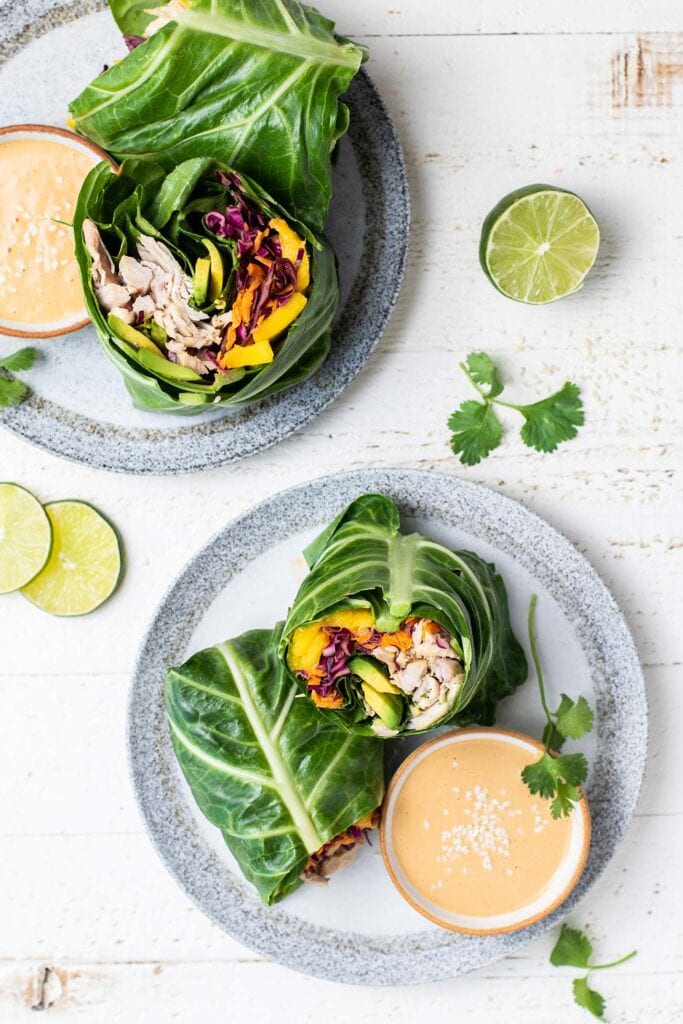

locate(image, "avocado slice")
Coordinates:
149 320 167 348
202 239 224 302
361 682 404 730
193 257 211 306
349 656 401 695
136 347 204 382
108 313 163 356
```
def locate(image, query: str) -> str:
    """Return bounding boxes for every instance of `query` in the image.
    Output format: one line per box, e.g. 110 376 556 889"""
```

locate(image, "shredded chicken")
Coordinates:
82 219 131 314
366 618 464 731
83 221 232 375
118 255 154 294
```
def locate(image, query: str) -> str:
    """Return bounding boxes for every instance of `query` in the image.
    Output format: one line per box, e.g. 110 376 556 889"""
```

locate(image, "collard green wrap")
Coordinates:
280 494 528 736
166 625 384 905
69 0 367 233
73 157 338 414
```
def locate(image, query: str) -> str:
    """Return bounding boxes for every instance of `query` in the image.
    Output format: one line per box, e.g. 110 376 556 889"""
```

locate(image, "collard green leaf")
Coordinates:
72 157 338 414
166 625 384 905
70 0 366 232
110 0 155 35
281 494 527 735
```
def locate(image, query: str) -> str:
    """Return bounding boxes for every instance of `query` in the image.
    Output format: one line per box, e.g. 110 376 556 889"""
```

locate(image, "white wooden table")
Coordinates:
1 1 682 1019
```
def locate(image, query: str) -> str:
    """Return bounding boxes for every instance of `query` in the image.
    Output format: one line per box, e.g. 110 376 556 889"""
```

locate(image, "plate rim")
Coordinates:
127 467 647 985
0 0 409 473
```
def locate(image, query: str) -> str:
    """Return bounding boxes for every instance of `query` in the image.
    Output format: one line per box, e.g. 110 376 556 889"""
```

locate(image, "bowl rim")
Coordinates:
380 725 592 936
0 122 113 339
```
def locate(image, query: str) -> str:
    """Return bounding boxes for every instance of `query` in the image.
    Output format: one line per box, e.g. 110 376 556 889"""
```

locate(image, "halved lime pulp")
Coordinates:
480 185 600 304
0 483 52 593
21 500 123 616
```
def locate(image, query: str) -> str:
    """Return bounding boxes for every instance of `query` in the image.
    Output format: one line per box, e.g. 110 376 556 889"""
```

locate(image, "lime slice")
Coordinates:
21 500 123 616
480 185 600 304
0 483 52 593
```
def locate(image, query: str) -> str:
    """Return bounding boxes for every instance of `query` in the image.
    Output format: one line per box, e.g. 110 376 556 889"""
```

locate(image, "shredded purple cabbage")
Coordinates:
204 170 300 345
124 35 145 50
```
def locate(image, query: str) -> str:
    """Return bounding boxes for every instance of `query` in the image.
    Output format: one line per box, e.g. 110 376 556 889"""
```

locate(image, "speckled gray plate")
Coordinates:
128 468 647 985
0 1 408 474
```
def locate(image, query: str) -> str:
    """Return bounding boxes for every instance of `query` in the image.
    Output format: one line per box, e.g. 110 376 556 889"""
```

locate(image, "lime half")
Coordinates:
480 185 600 304
0 483 52 593
21 500 123 616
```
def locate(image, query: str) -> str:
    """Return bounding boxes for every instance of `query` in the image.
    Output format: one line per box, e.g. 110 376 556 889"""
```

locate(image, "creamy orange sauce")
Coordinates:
0 137 97 325
391 734 574 918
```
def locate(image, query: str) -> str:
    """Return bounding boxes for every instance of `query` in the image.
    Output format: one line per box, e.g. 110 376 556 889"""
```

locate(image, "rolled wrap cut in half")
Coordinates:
281 495 528 737
73 157 338 414
166 625 384 905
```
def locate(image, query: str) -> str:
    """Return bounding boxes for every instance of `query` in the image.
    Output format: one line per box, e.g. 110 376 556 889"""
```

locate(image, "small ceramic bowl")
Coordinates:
380 727 591 935
0 123 112 339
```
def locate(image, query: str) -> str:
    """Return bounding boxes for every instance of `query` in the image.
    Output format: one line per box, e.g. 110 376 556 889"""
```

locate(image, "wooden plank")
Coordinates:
6 0 683 43
1 959 680 1022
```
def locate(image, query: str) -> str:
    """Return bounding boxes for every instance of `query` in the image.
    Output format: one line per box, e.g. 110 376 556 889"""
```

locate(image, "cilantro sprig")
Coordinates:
448 352 584 466
521 594 594 818
0 347 37 408
550 924 637 1019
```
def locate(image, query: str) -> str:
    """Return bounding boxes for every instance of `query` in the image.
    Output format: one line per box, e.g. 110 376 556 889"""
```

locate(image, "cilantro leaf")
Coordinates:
551 780 582 819
542 719 566 753
521 751 587 812
0 347 37 372
550 923 637 1020
523 596 591 816
573 977 605 1019
448 400 503 466
550 925 593 968
521 753 559 799
556 694 594 740
0 378 28 408
449 355 584 466
517 381 584 453
463 351 504 398
555 752 588 787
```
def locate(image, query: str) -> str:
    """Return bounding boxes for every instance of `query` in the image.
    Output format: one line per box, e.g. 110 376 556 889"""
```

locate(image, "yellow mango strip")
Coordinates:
287 621 329 675
296 249 310 292
221 338 274 369
252 292 306 343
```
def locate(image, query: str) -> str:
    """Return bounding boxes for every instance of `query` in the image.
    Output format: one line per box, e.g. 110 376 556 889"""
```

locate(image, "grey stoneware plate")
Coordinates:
0 1 408 474
128 468 647 986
